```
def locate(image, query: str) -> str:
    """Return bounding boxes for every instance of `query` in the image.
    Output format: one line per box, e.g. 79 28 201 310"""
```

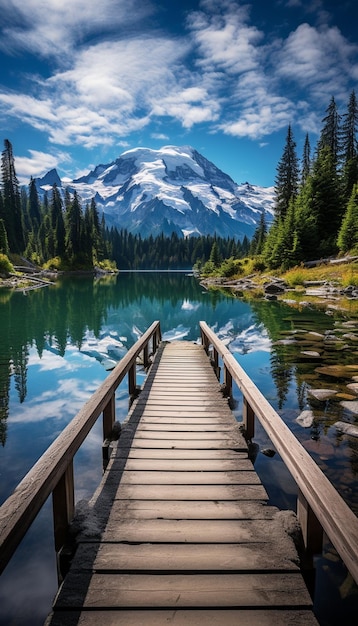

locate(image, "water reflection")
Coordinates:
0 272 357 625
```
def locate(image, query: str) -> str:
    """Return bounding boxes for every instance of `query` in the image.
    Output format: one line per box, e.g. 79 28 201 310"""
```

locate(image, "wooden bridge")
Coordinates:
1 321 358 625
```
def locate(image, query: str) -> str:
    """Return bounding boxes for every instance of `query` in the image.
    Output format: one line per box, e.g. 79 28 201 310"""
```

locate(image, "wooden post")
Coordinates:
242 396 255 440
128 363 136 397
143 344 149 369
103 394 115 440
201 329 210 355
297 488 323 560
52 462 75 554
212 347 220 380
222 364 232 398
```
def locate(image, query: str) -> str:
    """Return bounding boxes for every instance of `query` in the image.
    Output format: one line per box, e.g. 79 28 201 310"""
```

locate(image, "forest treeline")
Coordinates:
249 91 358 270
1 92 357 274
0 138 249 271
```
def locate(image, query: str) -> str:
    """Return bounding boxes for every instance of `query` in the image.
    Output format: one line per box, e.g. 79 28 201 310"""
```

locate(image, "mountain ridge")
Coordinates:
36 145 275 240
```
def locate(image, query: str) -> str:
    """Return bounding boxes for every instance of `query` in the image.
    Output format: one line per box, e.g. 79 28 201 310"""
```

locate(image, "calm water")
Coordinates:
0 272 357 625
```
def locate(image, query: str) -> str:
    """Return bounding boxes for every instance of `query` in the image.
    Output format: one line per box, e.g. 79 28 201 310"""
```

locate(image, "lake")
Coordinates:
0 272 357 625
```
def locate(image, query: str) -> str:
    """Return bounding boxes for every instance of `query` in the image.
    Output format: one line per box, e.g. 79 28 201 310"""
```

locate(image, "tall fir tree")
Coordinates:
301 133 311 185
318 96 341 165
274 124 299 220
341 89 358 202
337 183 358 253
1 139 25 253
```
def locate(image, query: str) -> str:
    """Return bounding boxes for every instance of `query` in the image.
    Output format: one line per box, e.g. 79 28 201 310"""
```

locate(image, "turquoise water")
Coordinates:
0 272 357 625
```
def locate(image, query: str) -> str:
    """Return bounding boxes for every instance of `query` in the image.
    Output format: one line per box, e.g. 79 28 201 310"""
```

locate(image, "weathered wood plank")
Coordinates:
109 458 254 471
108 484 268 501
116 470 262 485
54 572 313 609
101 519 287 543
45 609 319 626
72 541 300 572
133 428 239 444
106 500 279 520
137 418 238 433
114 448 248 460
126 438 247 449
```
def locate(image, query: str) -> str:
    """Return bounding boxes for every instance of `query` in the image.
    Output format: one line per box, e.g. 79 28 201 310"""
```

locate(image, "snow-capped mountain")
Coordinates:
37 146 275 240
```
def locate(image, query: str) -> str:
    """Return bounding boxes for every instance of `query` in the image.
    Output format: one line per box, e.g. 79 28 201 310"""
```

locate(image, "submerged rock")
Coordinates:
346 382 358 394
340 400 358 414
335 421 358 438
315 365 358 378
296 410 315 428
308 388 338 401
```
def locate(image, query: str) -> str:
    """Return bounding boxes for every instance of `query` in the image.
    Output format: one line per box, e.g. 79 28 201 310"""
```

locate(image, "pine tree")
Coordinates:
310 145 343 255
0 218 9 255
318 96 341 165
249 211 267 256
274 125 299 219
301 133 311 185
50 183 66 257
1 139 25 252
341 90 358 202
337 184 358 253
65 190 82 262
28 177 42 231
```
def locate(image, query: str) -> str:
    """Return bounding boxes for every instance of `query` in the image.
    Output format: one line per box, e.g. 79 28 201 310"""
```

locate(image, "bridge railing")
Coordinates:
200 320 358 586
0 321 161 577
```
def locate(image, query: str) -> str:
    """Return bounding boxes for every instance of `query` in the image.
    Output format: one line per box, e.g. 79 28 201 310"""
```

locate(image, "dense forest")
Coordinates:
0 92 357 274
250 91 358 270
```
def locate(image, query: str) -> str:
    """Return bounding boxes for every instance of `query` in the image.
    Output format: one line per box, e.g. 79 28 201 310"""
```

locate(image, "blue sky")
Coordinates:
0 0 357 187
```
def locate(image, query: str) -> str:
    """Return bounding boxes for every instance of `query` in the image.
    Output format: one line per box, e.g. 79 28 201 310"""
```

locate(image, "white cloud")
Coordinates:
15 149 70 183
0 0 155 57
275 23 358 95
0 0 357 158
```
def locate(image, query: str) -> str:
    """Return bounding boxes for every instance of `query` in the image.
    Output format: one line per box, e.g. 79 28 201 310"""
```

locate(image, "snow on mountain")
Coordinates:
37 146 275 240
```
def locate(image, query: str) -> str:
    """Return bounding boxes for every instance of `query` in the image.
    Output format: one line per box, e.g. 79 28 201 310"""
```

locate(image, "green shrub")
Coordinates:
0 253 14 275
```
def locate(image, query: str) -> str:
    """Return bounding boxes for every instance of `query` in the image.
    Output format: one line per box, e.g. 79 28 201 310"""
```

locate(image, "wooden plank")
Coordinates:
111 458 254 471
137 417 238 432
116 470 262 485
108 484 268 501
106 500 278 520
113 448 248 460
72 542 300 572
133 428 239 444
45 609 319 626
101 519 285 543
54 572 313 609
127 438 247 450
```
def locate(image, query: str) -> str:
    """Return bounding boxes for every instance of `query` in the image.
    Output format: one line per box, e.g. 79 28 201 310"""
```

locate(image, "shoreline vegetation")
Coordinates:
199 255 358 315
1 254 357 316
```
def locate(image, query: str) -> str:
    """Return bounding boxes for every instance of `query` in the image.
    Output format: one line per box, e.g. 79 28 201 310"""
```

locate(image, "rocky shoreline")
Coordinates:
200 274 358 303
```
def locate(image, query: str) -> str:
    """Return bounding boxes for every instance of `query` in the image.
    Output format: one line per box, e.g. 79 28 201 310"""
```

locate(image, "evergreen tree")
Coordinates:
274 125 299 220
337 184 358 253
318 96 341 165
249 210 267 256
301 133 311 185
28 177 42 232
0 218 9 255
1 139 25 252
50 183 66 257
65 190 82 262
341 89 358 202
310 145 343 255
209 241 221 267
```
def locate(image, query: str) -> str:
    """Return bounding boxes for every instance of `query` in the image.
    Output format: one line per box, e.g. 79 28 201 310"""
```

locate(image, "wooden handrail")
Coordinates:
0 321 161 576
200 320 358 585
